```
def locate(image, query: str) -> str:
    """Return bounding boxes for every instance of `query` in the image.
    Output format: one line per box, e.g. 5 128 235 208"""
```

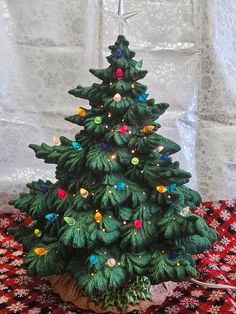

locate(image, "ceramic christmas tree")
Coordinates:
8 35 218 312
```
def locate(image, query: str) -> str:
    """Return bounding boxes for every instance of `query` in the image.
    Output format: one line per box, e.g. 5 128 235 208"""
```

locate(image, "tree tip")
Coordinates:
108 35 130 51
116 35 129 45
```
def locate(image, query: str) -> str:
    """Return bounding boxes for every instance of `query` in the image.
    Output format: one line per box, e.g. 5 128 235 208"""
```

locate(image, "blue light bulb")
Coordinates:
90 255 98 264
138 93 149 102
114 48 123 59
72 141 82 151
45 213 58 222
115 182 126 191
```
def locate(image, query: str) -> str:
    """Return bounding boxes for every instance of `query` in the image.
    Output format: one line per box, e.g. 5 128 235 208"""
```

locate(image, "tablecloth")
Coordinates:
0 200 236 314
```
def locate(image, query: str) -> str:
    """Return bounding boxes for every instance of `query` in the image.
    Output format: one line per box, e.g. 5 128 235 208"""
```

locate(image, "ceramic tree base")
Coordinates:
48 274 177 313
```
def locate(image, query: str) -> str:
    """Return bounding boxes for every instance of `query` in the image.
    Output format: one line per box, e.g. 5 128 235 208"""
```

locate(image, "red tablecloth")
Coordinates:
0 200 236 314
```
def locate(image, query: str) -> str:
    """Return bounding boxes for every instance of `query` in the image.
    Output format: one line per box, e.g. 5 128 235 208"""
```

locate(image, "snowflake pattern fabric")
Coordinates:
0 200 235 314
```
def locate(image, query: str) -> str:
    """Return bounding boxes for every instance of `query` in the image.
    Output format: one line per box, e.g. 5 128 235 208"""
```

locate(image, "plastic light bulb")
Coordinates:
94 211 103 223
113 93 122 102
116 68 124 80
80 188 89 198
114 48 123 59
107 258 116 267
76 107 86 117
52 136 61 146
34 247 48 256
94 116 102 124
131 157 139 165
156 186 166 193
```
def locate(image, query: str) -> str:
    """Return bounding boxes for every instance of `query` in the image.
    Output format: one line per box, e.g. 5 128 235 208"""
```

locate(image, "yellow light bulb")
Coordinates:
156 185 167 193
34 229 42 237
94 211 103 223
76 107 87 117
140 125 155 132
34 247 48 256
131 157 139 165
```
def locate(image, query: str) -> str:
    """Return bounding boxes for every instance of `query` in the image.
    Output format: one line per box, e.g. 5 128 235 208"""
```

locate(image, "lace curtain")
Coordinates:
0 0 235 213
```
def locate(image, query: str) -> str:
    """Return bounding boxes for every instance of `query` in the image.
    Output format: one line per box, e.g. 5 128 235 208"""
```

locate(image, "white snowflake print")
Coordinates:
225 199 236 207
1 257 11 263
2 239 18 248
7 301 27 313
208 305 221 314
228 273 236 280
0 295 8 304
15 268 27 275
231 245 236 253
172 290 183 298
0 257 11 265
177 281 192 289
230 222 236 232
212 201 221 210
10 259 23 267
0 282 8 290
213 244 225 252
35 282 52 292
37 293 56 303
0 234 5 241
0 267 9 273
210 254 220 261
220 210 231 221
225 254 236 265
0 218 10 228
195 204 209 217
14 288 29 297
180 297 199 309
208 263 219 270
191 290 203 297
220 236 230 245
193 253 205 259
220 265 231 272
0 249 7 255
210 219 220 229
230 306 236 314
12 250 23 257
28 308 42 314
208 290 225 301
164 305 180 314
12 211 27 222
15 275 33 285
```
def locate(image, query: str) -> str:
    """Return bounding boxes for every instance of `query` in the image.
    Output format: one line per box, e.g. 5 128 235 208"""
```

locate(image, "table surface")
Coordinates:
0 200 236 314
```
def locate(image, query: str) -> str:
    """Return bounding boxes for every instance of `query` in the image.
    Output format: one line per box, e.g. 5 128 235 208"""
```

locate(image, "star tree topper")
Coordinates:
110 0 140 35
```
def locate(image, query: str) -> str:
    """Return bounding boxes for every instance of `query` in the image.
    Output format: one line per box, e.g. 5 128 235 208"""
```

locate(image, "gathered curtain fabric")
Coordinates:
0 0 235 213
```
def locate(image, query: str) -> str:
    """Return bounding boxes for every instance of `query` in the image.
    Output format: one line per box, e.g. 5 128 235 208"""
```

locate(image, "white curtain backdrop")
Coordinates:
0 0 236 213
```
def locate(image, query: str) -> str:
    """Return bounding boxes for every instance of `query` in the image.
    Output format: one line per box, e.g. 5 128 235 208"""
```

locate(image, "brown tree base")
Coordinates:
48 274 177 313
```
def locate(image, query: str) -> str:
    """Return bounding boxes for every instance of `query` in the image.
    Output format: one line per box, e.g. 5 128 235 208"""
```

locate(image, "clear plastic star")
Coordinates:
109 0 140 34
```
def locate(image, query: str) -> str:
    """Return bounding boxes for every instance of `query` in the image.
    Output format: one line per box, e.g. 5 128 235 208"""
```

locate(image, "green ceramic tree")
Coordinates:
8 35 218 309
